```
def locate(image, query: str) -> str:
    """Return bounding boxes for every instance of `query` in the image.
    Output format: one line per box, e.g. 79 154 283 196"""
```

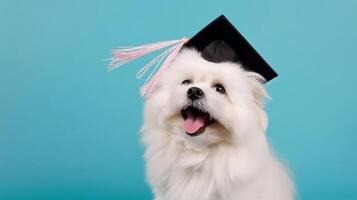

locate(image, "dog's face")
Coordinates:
143 49 268 150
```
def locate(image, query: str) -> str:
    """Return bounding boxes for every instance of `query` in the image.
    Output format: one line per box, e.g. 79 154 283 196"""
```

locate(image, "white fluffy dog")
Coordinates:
141 48 294 200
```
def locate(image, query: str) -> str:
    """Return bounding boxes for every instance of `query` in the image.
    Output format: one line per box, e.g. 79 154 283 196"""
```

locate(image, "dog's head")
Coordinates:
143 49 269 150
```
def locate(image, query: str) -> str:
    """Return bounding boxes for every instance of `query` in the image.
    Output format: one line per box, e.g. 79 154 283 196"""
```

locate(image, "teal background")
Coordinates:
1 0 356 199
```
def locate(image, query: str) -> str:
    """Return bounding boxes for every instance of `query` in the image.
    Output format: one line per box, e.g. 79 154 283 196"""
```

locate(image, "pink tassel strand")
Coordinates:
108 37 188 97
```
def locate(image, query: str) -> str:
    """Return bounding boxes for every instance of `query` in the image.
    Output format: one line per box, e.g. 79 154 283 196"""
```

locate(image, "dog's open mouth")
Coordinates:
181 106 215 136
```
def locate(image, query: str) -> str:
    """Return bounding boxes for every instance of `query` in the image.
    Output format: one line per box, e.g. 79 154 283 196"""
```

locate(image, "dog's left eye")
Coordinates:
213 83 226 94
181 79 192 85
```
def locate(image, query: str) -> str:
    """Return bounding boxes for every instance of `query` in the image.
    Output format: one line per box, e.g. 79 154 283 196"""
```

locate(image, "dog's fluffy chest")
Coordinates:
145 138 238 200
144 132 294 200
161 165 222 200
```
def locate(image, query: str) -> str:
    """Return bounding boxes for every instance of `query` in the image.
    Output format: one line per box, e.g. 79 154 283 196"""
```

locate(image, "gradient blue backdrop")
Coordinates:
1 0 357 199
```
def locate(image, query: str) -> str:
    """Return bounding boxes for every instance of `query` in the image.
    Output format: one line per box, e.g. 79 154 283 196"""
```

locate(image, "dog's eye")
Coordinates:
181 79 192 85
213 83 226 94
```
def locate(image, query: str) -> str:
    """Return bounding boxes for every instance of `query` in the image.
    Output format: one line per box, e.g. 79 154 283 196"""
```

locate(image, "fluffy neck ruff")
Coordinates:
142 125 271 200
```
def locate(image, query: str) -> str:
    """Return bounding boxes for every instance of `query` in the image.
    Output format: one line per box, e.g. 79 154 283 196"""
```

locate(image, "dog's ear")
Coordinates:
246 72 270 106
247 72 270 130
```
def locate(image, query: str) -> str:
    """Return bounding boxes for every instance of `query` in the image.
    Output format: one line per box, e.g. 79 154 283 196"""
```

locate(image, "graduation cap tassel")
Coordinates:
108 37 188 97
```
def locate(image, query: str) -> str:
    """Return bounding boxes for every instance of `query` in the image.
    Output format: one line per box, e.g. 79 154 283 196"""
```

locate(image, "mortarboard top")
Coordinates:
184 15 278 82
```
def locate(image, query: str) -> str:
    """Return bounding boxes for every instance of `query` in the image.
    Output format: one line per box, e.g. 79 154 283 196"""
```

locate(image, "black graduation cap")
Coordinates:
184 15 277 82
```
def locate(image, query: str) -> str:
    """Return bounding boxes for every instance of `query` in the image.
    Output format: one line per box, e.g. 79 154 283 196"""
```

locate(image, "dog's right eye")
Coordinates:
181 79 192 85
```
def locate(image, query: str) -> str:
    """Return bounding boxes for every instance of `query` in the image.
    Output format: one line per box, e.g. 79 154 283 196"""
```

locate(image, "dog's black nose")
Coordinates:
187 87 204 100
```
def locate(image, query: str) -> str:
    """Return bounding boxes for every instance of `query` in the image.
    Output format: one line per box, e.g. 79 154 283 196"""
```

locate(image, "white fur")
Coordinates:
141 49 295 200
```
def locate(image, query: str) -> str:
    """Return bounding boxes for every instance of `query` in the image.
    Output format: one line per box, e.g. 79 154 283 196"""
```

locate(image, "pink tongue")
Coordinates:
184 114 207 134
